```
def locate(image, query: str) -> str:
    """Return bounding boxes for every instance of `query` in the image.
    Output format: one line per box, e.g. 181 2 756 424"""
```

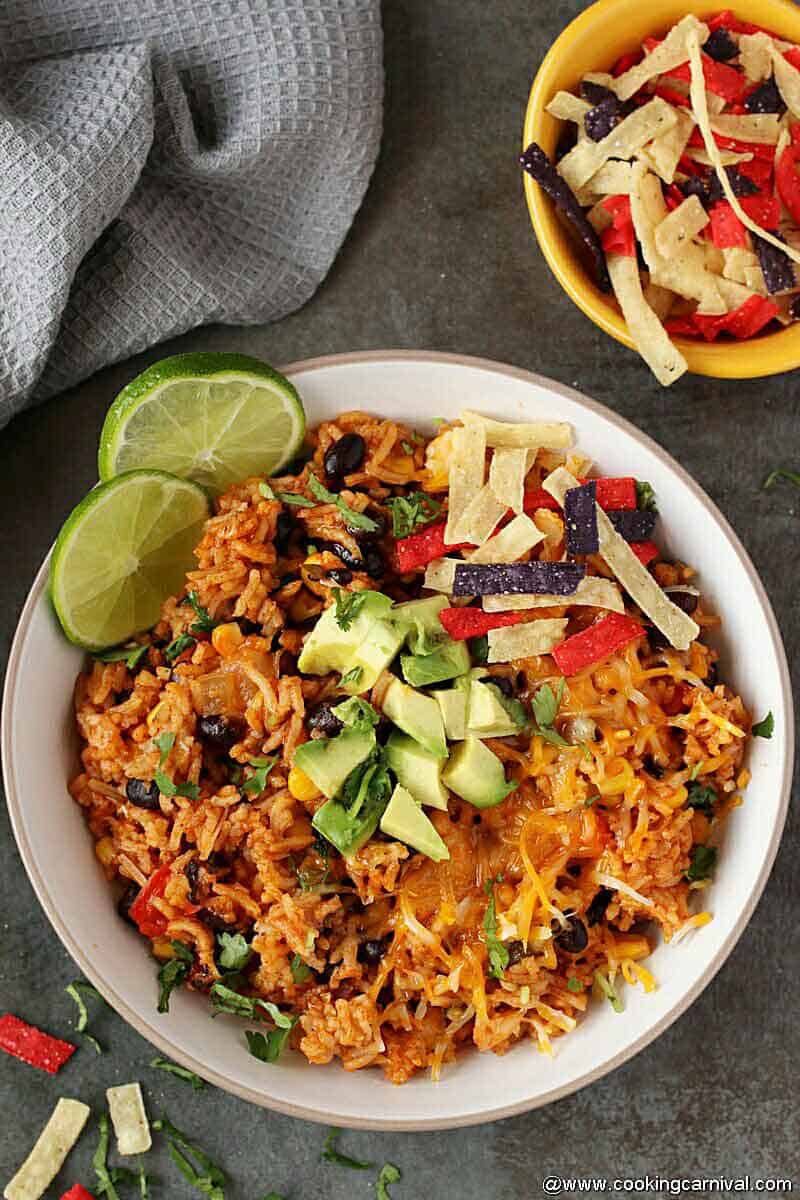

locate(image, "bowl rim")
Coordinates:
521 0 800 380
2 349 794 1130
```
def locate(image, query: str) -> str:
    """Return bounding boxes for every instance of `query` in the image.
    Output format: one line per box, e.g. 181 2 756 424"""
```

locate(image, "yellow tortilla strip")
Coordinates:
466 513 544 565
688 32 800 267
612 15 709 100
715 275 757 309
483 577 625 613
722 246 761 285
557 97 678 191
423 557 460 593
709 112 781 144
685 146 754 167
487 619 568 663
455 483 507 545
738 32 774 82
107 1082 151 1156
654 195 709 258
607 254 688 386
461 411 572 450
771 45 800 118
542 466 699 650
546 91 591 127
444 421 485 543
488 447 529 513
642 109 696 184
583 161 637 196
4 1098 90 1200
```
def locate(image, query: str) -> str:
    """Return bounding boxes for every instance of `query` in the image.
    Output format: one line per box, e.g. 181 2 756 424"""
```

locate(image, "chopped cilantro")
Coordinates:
95 643 148 670
183 590 216 634
401 440 415 455
763 468 800 491
377 1163 402 1200
65 979 104 1053
594 970 623 1013
259 482 276 500
153 733 199 798
157 942 193 1013
92 1114 122 1200
245 1018 297 1064
150 1057 205 1089
153 1116 226 1200
307 473 379 532
687 780 717 813
241 756 276 796
689 761 704 781
165 633 196 662
209 984 293 1038
321 1128 373 1170
483 878 510 979
331 696 379 732
259 481 315 507
636 480 658 512
217 932 252 971
332 587 368 631
156 732 176 762
583 794 600 808
531 679 570 748
752 711 774 739
290 954 312 984
340 666 363 689
567 977 584 993
386 491 441 539
685 844 717 882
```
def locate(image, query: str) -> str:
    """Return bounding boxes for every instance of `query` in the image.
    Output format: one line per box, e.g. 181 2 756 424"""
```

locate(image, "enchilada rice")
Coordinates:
69 407 755 1083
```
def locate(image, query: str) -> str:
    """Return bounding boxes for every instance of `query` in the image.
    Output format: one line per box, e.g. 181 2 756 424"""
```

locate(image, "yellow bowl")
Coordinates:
522 0 800 379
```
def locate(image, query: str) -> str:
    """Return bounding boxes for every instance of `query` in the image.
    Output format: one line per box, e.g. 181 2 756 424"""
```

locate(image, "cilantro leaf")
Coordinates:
583 794 600 808
290 954 312 983
157 942 193 1014
153 1117 226 1199
165 633 196 662
150 1056 205 1089
483 878 510 979
386 491 441 538
65 979 105 1053
245 1020 297 1064
156 732 176 764
377 1163 402 1200
752 711 774 739
321 1128 373 1170
259 481 315 507
763 468 800 491
567 977 584 993
531 679 570 747
241 756 276 796
689 761 704 781
594 969 623 1013
401 440 415 455
636 481 658 512
332 587 368 631
93 1114 121 1200
331 696 379 733
209 983 261 1019
217 932 252 971
685 844 717 882
340 666 363 689
184 590 217 634
95 643 149 670
308 473 379 532
687 780 717 813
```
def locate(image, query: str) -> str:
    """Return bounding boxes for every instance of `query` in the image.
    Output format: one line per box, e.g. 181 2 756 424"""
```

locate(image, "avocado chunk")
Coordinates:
294 728 375 799
401 638 470 688
467 677 527 738
442 736 517 808
312 748 392 856
435 680 469 740
381 676 447 759
379 784 450 862
342 615 404 694
298 591 392 677
386 730 449 811
391 595 449 654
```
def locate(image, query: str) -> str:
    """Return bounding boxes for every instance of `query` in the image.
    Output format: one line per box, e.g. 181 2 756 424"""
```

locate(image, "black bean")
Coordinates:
328 568 353 585
745 76 786 115
185 860 201 903
279 573 300 588
553 915 589 955
126 778 161 810
480 675 514 698
114 689 132 704
648 628 671 653
328 542 364 571
352 510 387 542
505 939 530 966
680 175 710 207
664 587 699 615
200 909 234 933
117 882 140 926
360 545 385 579
705 661 719 688
358 935 393 965
197 715 242 752
324 433 366 481
275 510 294 554
704 27 738 61
643 755 665 779
586 887 614 927
307 703 344 737
237 618 262 636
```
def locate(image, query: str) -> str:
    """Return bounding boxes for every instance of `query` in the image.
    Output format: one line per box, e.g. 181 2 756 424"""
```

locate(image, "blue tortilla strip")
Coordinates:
745 77 786 115
564 482 598 555
585 96 624 142
606 510 658 541
753 232 796 295
580 81 615 105
519 142 612 292
452 561 586 597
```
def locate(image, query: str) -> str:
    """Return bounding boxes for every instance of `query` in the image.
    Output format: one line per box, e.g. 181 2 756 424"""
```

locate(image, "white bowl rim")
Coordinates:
2 349 794 1131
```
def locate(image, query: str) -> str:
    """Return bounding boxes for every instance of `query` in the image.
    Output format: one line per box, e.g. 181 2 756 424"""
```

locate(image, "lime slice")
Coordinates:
51 471 210 650
98 352 305 493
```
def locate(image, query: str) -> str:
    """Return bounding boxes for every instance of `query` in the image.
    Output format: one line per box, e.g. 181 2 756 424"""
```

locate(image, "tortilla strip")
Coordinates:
557 97 678 192
455 483 507 545
488 447 529 514
487 619 568 663
107 1082 151 1156
445 420 486 543
738 32 775 82
483 577 625 613
771 45 800 118
709 112 781 144
612 15 710 101
607 254 688 386
546 92 591 127
460 411 572 450
642 109 696 184
583 161 637 196
685 147 754 167
466 513 544 564
423 557 460 593
4 1098 90 1200
655 195 709 258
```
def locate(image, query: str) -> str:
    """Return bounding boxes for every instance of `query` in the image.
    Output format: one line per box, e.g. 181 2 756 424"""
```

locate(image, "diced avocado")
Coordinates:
311 749 392 856
467 678 526 738
381 677 447 759
386 730 449 811
342 616 404 694
379 784 450 862
401 638 470 688
435 682 468 741
298 592 392 677
441 736 517 808
391 595 448 654
294 728 375 799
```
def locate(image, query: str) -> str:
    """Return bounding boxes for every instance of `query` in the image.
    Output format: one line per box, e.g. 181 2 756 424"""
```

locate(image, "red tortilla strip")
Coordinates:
553 612 646 675
0 1013 77 1074
438 608 528 640
61 1187 96 1200
630 540 660 565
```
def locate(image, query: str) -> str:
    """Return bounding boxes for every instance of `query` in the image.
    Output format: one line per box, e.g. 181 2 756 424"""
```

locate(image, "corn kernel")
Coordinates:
211 622 243 658
151 937 177 961
288 766 321 802
94 836 115 868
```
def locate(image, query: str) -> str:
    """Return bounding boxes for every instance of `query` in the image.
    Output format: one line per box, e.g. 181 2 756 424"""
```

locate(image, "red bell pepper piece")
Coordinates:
553 613 646 676
61 1187 97 1200
709 201 748 248
129 864 173 937
776 142 800 225
665 55 747 104
394 519 470 573
0 1013 76 1074
708 10 771 36
630 540 660 566
438 608 527 641
601 195 636 258
612 49 642 77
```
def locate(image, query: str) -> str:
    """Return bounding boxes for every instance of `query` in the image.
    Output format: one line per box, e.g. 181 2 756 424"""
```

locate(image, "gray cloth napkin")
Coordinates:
0 1 383 428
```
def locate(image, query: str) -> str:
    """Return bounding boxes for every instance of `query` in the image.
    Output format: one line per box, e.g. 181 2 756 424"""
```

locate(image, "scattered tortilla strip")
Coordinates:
557 98 678 191
709 112 781 144
444 421 485 544
423 557 460 593
4 1098 90 1200
738 32 774 82
685 147 754 167
643 109 696 184
715 275 757 309
466 513 543 565
643 281 675 322
771 45 800 118
722 246 761 285
655 195 709 258
483 577 625 613
607 253 689 386
487 619 568 663
744 264 769 296
546 91 591 126
543 467 699 650
705 89 727 117
583 161 637 196
488 448 529 513
612 15 710 101
687 33 800 267
460 412 572 450
455 483 508 546
107 1082 151 1156
583 71 616 90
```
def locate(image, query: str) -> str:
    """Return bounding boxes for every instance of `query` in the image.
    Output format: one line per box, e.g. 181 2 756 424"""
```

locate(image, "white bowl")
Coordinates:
3 351 793 1130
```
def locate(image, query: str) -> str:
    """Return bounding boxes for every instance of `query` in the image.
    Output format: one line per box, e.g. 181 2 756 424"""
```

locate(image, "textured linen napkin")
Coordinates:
0 0 383 428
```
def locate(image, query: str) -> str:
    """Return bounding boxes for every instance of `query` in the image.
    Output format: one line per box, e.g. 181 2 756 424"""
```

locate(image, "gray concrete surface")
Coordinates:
1 1 798 1197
